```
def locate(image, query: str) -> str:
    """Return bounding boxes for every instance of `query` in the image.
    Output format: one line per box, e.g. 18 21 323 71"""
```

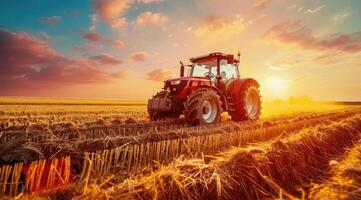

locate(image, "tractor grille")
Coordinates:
165 81 187 96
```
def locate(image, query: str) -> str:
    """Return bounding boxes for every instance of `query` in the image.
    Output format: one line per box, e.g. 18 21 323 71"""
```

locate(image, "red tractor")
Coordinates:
148 52 261 125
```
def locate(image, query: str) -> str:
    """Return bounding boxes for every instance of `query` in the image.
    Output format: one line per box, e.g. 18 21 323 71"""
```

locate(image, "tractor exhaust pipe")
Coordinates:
180 61 185 77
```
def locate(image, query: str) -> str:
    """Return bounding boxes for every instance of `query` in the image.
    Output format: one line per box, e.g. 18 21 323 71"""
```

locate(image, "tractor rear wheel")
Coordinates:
231 83 261 121
184 89 222 125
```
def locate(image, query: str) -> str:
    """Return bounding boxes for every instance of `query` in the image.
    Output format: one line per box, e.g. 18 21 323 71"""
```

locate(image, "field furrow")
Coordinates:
0 102 360 200
63 109 360 190
73 114 361 200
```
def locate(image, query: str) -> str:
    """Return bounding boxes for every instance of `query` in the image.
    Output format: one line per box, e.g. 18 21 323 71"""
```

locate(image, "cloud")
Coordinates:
261 20 361 53
138 0 163 4
251 0 272 10
128 51 149 61
111 70 128 78
331 13 349 21
109 17 128 29
90 54 122 66
146 68 172 81
83 31 103 42
93 0 132 20
135 11 168 27
313 52 344 65
266 59 299 71
343 44 361 53
82 31 126 49
305 5 325 14
194 15 245 42
112 40 126 48
0 29 126 93
38 16 61 25
92 0 133 29
102 38 127 49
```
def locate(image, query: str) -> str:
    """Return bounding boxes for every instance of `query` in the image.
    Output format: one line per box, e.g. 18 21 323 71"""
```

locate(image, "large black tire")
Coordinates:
231 83 261 121
184 89 223 125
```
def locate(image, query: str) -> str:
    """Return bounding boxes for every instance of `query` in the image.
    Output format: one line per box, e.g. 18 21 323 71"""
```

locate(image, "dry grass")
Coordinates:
0 98 360 199
76 110 357 182
74 114 361 199
309 140 361 199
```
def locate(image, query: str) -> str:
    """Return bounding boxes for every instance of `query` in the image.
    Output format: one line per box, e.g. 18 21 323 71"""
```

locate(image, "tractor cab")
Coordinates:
148 52 261 125
185 52 240 91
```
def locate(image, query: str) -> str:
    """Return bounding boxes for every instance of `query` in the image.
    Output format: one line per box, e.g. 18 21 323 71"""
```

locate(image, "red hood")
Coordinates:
167 76 210 82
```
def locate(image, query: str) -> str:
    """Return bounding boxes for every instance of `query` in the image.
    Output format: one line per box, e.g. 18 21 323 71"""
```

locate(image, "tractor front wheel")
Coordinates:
231 83 261 121
184 89 222 125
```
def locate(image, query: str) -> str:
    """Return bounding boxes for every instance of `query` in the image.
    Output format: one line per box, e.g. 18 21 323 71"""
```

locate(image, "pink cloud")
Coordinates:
194 15 245 42
109 17 128 29
92 0 132 29
262 20 361 53
111 70 128 78
343 44 361 53
83 31 126 49
313 52 344 65
251 0 272 10
128 51 149 61
135 11 168 27
112 40 126 49
83 32 103 42
138 0 163 4
103 38 126 49
0 29 126 94
198 15 228 31
146 69 172 81
90 54 122 66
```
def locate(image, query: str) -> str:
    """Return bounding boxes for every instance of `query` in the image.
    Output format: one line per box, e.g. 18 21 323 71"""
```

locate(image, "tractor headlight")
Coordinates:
170 80 181 85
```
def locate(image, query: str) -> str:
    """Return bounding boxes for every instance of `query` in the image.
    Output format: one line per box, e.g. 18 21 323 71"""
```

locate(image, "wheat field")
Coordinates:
0 97 360 200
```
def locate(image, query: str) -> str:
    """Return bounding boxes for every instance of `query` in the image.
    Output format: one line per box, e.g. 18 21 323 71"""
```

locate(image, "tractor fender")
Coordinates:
226 78 260 97
239 78 260 89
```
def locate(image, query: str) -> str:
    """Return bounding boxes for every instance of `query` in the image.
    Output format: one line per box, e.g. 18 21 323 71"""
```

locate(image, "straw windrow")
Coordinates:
75 115 361 199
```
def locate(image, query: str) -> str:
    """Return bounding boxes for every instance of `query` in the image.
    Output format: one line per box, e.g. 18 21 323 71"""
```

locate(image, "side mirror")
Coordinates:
227 55 234 64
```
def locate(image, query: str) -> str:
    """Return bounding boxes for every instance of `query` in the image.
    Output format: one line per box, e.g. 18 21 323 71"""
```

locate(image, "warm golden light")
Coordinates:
267 77 286 92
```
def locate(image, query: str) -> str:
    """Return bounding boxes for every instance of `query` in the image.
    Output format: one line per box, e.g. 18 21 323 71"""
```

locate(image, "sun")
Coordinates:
266 77 286 92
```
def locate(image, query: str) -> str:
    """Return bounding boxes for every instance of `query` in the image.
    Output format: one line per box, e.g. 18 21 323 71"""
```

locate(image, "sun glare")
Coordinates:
267 77 286 92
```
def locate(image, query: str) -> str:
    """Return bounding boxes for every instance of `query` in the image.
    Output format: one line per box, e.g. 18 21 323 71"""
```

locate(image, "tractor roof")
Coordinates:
190 52 239 63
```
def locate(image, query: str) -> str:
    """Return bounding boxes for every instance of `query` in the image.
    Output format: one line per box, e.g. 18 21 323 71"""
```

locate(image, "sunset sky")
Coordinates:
0 0 360 101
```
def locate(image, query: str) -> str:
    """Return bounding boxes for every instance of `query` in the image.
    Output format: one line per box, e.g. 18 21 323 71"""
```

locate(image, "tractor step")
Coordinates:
226 95 236 112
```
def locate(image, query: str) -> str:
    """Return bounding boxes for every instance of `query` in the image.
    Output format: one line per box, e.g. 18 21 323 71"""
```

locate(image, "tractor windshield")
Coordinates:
188 58 217 80
219 59 239 79
188 57 239 80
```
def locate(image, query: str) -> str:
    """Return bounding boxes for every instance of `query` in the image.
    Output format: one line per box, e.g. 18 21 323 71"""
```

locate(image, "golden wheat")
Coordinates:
74 115 361 200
